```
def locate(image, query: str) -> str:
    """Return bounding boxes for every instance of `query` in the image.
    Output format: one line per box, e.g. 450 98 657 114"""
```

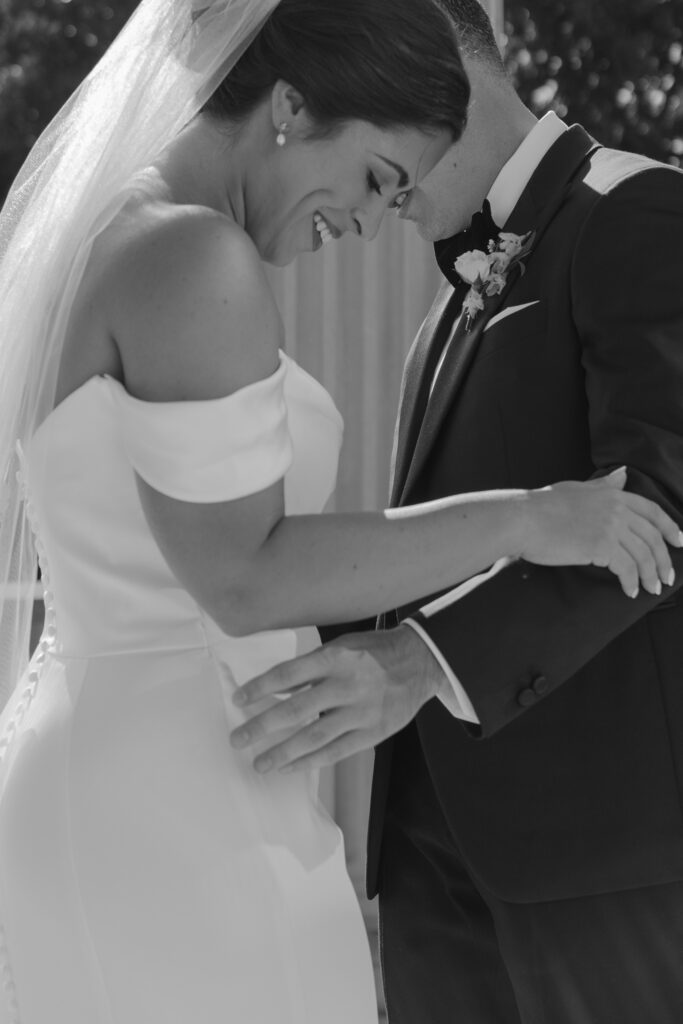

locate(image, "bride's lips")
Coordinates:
319 212 342 239
313 210 342 249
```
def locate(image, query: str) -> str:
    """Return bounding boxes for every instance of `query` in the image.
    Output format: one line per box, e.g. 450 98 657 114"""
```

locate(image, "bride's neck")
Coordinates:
151 113 258 226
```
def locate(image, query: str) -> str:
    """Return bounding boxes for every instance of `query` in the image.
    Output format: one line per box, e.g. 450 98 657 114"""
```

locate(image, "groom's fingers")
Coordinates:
280 730 376 774
230 678 343 751
250 710 362 774
233 649 325 707
278 730 373 775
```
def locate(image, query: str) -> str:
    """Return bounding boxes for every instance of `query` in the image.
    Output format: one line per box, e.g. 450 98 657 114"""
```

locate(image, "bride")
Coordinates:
0 0 679 1021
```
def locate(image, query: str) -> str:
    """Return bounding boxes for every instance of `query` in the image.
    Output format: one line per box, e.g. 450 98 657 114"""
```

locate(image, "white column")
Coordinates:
488 0 505 42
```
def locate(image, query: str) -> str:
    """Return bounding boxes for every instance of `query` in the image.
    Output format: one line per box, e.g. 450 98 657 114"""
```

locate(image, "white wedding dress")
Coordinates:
0 352 378 1023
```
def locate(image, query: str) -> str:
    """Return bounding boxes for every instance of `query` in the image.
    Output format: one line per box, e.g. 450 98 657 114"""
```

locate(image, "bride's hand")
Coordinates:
520 467 683 597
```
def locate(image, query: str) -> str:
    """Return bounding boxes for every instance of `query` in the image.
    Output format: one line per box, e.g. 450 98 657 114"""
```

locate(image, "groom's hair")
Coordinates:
438 0 507 76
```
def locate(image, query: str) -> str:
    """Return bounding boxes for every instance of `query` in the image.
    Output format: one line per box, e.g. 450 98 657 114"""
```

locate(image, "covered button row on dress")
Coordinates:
18 463 58 653
0 465 55 1023
0 465 57 773
0 922 20 1023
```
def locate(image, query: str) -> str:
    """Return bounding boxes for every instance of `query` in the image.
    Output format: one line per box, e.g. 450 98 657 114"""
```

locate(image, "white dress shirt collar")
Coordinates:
487 111 568 228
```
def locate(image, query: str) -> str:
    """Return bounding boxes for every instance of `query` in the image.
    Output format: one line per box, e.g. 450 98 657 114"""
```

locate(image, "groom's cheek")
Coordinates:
408 198 460 244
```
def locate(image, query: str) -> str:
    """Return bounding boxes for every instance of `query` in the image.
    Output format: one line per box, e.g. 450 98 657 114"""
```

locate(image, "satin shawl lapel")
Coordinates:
398 126 601 504
389 280 463 504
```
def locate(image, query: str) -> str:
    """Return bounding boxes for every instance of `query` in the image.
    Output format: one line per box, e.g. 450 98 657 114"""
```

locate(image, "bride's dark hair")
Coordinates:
203 0 470 141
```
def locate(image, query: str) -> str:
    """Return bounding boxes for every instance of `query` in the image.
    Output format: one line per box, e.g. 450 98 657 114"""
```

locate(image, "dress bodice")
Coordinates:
23 353 343 683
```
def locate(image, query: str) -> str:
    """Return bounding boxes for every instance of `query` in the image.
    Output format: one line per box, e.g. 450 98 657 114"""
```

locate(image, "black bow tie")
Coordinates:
434 199 500 289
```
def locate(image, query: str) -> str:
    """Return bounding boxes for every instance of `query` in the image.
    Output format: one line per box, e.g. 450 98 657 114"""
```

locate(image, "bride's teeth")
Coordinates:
314 213 334 244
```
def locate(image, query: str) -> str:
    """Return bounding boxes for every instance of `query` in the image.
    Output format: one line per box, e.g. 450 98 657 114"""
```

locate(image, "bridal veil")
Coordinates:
0 0 280 711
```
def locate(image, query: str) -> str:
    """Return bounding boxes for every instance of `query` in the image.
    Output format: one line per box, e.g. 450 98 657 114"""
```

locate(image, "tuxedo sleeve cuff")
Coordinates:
405 557 513 724
403 618 480 724
416 556 512 619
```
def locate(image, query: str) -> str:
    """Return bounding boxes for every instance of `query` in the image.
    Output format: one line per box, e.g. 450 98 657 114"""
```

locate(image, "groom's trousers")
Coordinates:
378 723 683 1024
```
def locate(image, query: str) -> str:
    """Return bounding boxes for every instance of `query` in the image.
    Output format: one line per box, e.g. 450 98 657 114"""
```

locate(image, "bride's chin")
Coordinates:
256 236 284 267
262 235 309 268
263 245 295 268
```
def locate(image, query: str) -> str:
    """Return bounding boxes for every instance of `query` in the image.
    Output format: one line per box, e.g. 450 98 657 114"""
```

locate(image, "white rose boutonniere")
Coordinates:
453 250 491 285
455 229 536 330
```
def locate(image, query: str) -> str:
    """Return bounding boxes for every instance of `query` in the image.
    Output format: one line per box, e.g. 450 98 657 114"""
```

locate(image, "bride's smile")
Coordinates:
248 111 452 265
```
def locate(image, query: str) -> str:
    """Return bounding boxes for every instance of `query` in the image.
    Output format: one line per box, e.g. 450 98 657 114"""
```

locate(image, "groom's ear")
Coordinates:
271 81 311 138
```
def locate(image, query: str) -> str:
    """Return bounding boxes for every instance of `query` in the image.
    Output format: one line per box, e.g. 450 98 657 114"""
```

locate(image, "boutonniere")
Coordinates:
454 229 536 331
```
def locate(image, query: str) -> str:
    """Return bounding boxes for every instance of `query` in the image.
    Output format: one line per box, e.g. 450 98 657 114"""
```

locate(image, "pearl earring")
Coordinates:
276 122 289 147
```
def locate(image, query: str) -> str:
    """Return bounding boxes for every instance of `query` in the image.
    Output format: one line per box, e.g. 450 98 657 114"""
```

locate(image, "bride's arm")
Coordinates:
107 213 679 635
136 472 675 636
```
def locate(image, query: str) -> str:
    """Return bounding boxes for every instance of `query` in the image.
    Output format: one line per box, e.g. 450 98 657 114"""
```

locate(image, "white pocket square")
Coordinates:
484 300 541 333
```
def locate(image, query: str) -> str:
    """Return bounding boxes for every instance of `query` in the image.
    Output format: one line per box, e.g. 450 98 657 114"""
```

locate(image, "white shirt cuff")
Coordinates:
403 618 480 724
403 557 514 724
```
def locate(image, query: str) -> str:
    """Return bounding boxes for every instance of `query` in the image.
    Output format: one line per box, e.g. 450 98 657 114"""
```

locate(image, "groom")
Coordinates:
232 1 683 1019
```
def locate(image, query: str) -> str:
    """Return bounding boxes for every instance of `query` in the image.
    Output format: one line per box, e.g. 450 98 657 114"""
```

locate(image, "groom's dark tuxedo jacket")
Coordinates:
367 125 683 904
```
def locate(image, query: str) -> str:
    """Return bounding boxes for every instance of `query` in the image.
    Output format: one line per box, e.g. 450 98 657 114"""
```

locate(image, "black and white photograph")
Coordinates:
0 0 682 1021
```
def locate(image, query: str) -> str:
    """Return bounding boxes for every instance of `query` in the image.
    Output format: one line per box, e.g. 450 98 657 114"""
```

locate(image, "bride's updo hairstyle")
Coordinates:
202 0 470 142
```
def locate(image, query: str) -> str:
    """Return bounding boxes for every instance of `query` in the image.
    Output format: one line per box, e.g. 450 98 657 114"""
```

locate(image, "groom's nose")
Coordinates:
397 189 423 225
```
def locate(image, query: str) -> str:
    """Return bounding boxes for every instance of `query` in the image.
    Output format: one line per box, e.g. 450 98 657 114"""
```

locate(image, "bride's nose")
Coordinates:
350 199 387 242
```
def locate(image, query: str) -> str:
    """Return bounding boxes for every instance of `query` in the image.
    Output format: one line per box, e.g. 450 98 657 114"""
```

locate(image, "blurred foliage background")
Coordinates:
505 0 683 166
1 0 682 201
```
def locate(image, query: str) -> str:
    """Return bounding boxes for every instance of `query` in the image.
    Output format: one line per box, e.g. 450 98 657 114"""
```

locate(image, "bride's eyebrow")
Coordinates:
372 154 410 189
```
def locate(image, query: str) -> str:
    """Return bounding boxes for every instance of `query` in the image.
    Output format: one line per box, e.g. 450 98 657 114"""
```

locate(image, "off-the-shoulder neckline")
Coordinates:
104 350 288 409
37 349 341 439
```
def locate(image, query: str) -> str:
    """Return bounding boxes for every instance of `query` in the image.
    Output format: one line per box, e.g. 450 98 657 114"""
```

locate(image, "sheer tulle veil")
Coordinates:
0 0 280 711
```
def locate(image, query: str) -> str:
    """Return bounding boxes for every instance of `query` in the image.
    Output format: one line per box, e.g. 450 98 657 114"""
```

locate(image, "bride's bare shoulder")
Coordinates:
98 195 282 402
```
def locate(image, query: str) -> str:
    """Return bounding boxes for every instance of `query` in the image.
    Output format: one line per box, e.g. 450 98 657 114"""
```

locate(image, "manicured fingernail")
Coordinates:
667 569 676 586
649 581 662 597
629 588 639 600
255 757 272 774
677 531 683 547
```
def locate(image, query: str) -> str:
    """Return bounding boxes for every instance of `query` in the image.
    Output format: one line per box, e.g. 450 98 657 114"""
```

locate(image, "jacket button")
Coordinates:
532 675 549 696
517 688 536 708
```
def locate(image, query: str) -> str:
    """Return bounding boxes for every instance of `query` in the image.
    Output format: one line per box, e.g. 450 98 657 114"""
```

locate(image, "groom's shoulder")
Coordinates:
580 143 683 202
558 142 683 245
565 144 683 282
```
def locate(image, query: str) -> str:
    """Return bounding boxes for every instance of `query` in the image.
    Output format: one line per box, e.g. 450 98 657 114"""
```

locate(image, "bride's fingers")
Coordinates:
617 528 662 595
618 492 683 549
627 517 676 587
603 544 640 599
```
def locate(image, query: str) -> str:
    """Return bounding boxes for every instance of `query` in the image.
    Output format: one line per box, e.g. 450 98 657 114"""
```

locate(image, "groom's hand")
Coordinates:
230 625 446 774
